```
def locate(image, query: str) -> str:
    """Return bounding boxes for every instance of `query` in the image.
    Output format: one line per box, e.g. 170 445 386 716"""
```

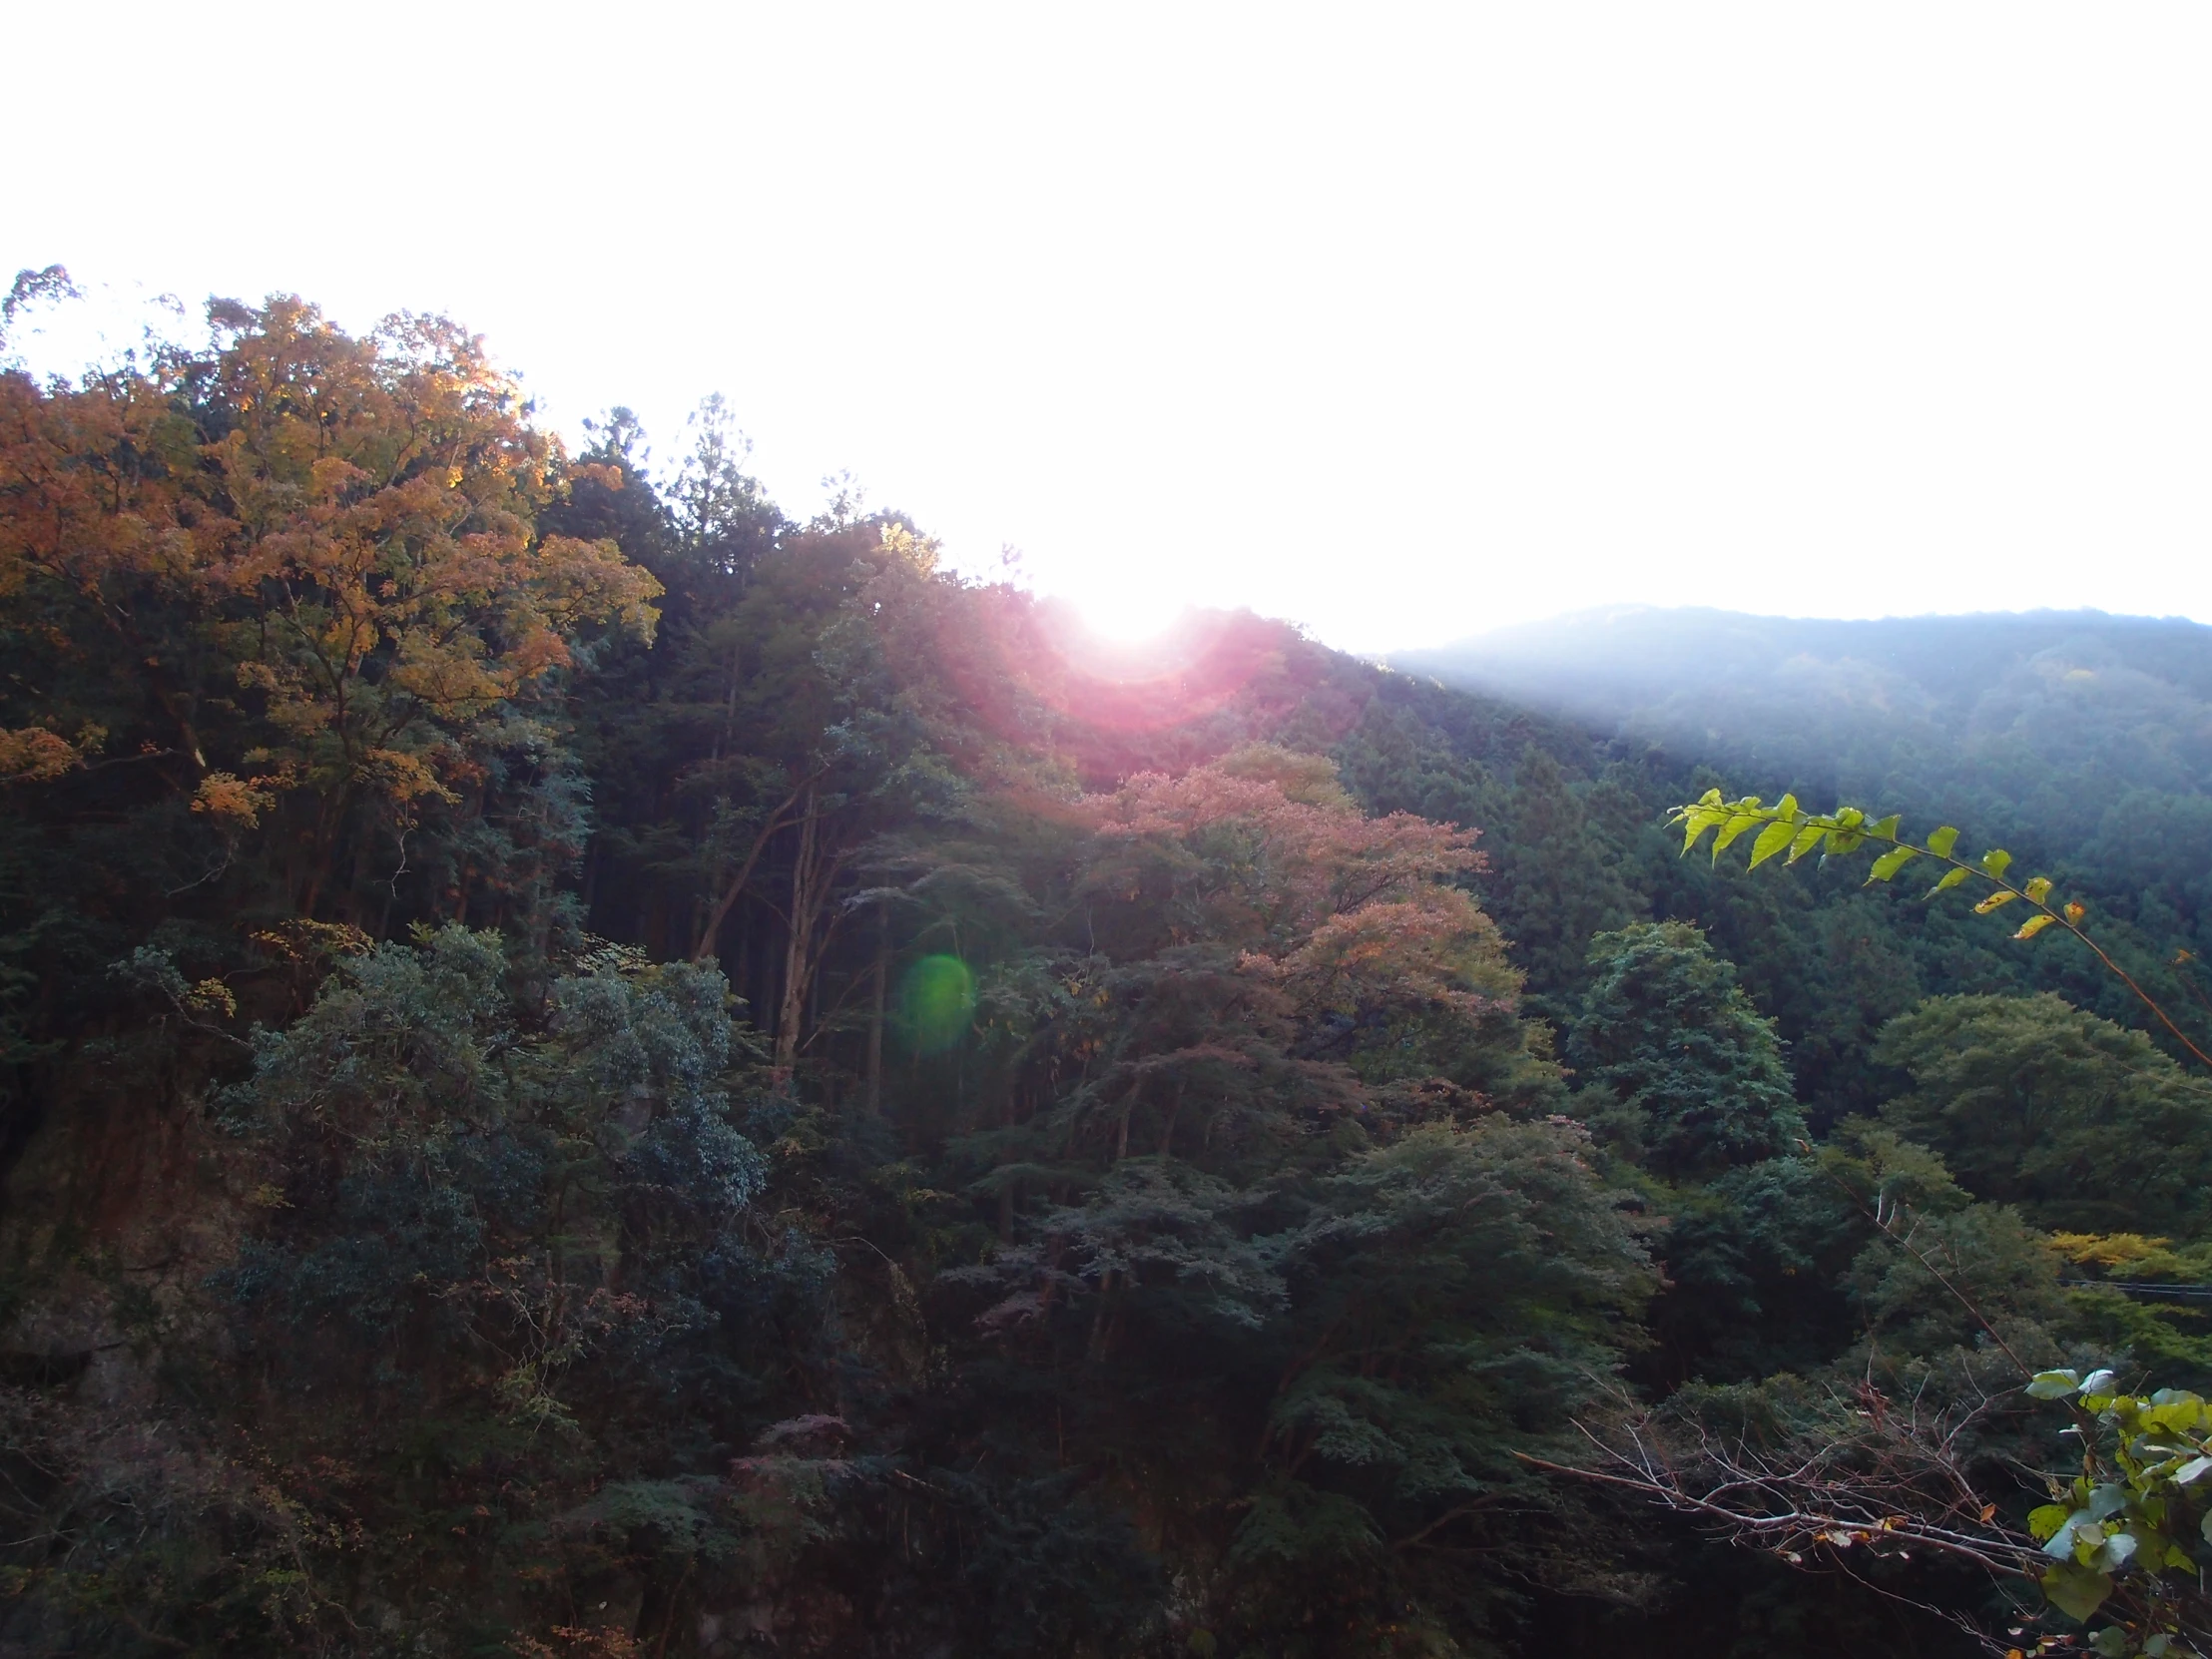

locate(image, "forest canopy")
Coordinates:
3 281 2210 1658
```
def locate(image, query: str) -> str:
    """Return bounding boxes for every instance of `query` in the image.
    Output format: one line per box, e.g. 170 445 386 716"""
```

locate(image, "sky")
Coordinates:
7 3 2209 650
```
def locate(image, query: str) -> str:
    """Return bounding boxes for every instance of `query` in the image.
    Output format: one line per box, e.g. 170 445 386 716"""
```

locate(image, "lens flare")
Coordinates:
1068 587 1177 643
920 589 1313 792
899 954 976 1053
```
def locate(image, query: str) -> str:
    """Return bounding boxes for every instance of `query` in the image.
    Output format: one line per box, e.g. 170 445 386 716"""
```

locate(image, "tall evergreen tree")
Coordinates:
1568 920 1804 1178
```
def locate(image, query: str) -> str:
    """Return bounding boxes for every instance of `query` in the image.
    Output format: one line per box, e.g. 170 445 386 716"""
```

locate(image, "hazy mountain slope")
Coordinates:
1388 607 2212 929
1391 607 2212 751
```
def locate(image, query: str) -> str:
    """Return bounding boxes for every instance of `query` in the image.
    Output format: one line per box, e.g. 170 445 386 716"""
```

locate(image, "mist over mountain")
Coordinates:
1392 606 2212 761
1390 607 2212 911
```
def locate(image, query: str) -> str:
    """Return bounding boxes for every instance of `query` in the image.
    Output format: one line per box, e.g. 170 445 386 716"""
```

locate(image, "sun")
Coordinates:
1064 584 1181 644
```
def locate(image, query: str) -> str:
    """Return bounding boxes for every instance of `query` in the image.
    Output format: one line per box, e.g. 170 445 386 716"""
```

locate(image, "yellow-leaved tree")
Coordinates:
0 280 661 917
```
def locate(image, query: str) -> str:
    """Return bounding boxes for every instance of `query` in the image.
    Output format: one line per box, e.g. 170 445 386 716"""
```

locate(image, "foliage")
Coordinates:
1874 996 2212 1236
2018 1367 2212 1649
0 294 660 915
1568 921 1804 1178
1574 786 2212 1651
11 277 2212 1657
1673 789 2212 1071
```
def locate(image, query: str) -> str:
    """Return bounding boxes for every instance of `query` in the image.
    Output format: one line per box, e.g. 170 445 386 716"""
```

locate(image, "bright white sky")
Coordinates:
7 3 2209 649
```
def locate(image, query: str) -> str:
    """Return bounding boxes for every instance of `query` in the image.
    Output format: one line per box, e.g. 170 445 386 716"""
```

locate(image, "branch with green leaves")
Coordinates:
1670 791 2212 1072
2018 1366 2212 1652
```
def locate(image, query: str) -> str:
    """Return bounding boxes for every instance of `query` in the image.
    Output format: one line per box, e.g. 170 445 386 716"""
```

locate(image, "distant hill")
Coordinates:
1386 606 2212 926
1389 607 2212 746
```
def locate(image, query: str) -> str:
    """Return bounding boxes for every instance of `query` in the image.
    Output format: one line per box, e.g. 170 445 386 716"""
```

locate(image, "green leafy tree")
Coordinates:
1568 920 1805 1179
1874 994 2212 1236
1551 790 2212 1654
1485 745 1646 1002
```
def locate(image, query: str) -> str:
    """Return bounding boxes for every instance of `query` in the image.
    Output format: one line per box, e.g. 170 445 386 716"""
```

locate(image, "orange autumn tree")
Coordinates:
1079 745 1519 1039
1058 746 1534 1134
0 286 660 918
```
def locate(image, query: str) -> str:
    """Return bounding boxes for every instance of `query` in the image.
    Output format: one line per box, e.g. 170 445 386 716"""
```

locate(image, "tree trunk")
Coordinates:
774 790 825 1079
692 773 821 963
866 900 887 1114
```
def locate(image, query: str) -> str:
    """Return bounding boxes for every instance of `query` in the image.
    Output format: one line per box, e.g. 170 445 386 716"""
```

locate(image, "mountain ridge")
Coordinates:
1385 604 2212 716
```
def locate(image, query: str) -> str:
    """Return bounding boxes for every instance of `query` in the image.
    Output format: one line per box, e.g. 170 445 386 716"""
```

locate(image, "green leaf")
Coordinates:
2082 1371 2119 1398
1867 845 1919 883
2025 875 2053 903
1868 814 1901 840
2027 1369 2082 1399
2029 1503 2072 1540
1711 814 1763 859
1982 847 2013 879
1926 866 1970 898
1774 793 1799 820
2041 1560 2113 1622
1927 826 1959 857
1748 820 1797 869
1785 823 1826 864
2015 913 2057 940
1679 809 1726 853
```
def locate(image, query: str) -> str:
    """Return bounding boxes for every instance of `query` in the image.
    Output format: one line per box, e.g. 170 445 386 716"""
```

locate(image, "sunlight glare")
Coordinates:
1065 584 1180 644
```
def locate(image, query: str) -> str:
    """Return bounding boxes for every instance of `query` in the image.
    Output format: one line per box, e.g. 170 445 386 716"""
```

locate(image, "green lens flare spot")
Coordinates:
899 954 975 1053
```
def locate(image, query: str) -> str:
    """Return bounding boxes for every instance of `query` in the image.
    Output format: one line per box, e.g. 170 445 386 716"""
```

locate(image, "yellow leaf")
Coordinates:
2048 1231 2171 1268
192 771 277 829
184 978 238 1019
1973 889 2018 914
0 726 86 783
2014 913 2056 940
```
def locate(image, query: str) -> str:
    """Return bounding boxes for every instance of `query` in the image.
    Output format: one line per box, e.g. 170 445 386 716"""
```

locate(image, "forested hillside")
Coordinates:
4 290 2211 1657
1395 606 2212 959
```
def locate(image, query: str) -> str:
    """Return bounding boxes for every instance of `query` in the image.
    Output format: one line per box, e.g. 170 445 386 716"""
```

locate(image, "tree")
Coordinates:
1673 789 2212 1070
1875 994 2212 1237
1239 1115 1657 1648
682 520 967 1077
921 750 1652 1653
1559 792 2212 1655
0 293 661 921
1483 745 1646 1003
1 922 843 1653
1568 920 1805 1179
